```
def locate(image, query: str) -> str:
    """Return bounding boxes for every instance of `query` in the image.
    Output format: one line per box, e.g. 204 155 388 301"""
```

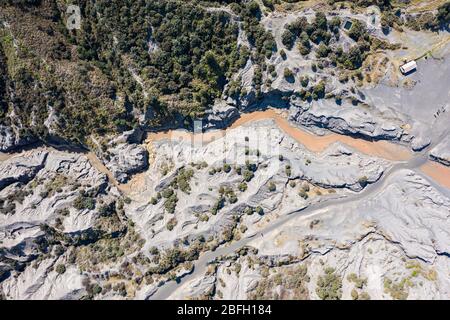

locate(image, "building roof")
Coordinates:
400 61 417 74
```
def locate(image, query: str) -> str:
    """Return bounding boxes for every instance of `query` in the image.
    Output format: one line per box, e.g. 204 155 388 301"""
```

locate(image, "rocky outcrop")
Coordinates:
204 101 239 130
169 168 450 300
105 143 149 184
289 100 406 142
125 119 389 253
0 150 48 190
101 129 149 183
430 136 450 166
0 125 36 152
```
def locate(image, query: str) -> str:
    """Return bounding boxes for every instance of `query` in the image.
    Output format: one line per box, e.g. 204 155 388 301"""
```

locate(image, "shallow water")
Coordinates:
2 110 447 192
420 161 450 189
147 109 413 161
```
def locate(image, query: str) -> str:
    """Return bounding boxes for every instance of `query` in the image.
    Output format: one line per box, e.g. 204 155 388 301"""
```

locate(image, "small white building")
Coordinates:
400 60 417 74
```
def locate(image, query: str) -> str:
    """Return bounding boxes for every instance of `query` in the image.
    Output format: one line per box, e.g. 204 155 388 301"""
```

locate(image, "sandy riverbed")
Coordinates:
420 161 450 189
146 109 413 161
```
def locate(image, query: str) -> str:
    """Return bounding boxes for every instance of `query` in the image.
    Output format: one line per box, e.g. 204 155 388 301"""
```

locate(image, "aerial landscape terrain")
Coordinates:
0 0 449 300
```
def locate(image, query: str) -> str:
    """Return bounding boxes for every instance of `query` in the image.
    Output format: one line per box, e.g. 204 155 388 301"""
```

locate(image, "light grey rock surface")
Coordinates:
125 119 387 252
105 143 149 184
167 169 450 300
0 125 35 152
100 129 149 183
430 135 450 166
204 101 239 130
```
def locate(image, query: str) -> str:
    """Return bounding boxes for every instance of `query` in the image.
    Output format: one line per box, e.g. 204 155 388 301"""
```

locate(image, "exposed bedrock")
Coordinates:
126 119 389 252
430 135 450 166
166 169 450 300
98 129 149 184
0 125 37 153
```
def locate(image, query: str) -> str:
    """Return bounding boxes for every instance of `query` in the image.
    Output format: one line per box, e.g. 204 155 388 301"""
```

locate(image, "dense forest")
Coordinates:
0 0 449 148
0 0 277 146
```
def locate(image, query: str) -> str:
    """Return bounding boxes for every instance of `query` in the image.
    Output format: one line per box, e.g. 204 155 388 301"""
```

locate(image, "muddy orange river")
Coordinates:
1 109 448 191
146 109 412 161
420 161 450 189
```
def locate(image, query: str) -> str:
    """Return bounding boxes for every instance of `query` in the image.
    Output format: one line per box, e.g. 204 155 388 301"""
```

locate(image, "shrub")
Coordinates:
166 217 178 231
312 80 326 99
300 76 309 88
329 16 341 30
299 190 309 200
358 176 368 187
238 183 248 192
55 264 66 274
283 68 294 80
164 194 178 214
316 267 342 300
316 43 330 58
73 193 95 211
211 197 225 215
243 170 255 182
92 284 103 295
268 182 276 192
255 206 264 215
223 163 231 173
162 188 174 198
285 165 292 177
282 30 296 49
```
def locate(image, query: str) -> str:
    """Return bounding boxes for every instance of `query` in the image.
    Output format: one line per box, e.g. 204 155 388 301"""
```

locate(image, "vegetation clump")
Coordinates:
316 267 342 300
249 264 310 299
171 168 195 194
55 264 66 274
73 191 96 211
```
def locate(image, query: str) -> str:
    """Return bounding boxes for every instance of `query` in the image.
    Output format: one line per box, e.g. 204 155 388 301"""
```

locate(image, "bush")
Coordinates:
243 170 255 182
223 163 231 173
283 67 294 80
268 182 276 192
92 284 103 295
211 197 225 215
348 20 367 42
162 188 174 198
358 176 368 187
55 264 66 274
316 43 330 58
73 193 96 211
299 190 309 200
300 76 309 88
285 165 292 177
316 267 342 300
172 168 194 194
312 80 326 99
166 217 178 231
164 194 178 214
238 183 248 192
282 30 296 49
329 16 341 31
255 206 264 215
